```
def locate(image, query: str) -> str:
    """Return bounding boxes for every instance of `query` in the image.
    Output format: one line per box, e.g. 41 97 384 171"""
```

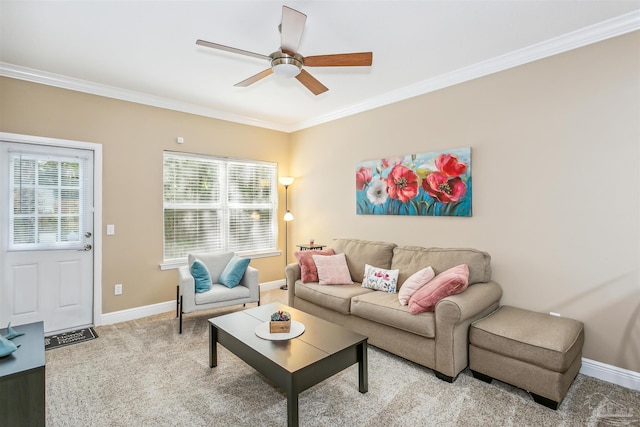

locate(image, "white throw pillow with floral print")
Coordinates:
362 264 399 293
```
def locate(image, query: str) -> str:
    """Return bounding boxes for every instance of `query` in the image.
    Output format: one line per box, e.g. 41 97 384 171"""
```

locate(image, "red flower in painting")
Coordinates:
387 165 419 202
381 157 403 169
422 172 467 203
356 166 373 191
435 154 467 177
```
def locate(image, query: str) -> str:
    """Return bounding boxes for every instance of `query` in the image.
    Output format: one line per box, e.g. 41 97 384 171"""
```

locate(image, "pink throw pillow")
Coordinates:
408 264 469 314
313 253 354 285
294 249 335 283
398 266 435 305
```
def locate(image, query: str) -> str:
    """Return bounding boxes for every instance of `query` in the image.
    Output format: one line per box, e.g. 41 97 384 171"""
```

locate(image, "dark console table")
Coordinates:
0 321 45 427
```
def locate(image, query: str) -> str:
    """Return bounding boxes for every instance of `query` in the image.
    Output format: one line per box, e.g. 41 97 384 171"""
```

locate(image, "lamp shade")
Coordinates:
284 210 294 222
279 176 294 186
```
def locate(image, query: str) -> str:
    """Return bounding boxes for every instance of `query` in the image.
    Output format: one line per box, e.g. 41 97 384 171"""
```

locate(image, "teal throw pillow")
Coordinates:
219 255 250 288
190 260 212 293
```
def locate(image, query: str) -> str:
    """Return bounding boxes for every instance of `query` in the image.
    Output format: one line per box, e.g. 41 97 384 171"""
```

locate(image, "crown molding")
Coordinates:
0 62 291 133
289 10 640 132
2 10 638 134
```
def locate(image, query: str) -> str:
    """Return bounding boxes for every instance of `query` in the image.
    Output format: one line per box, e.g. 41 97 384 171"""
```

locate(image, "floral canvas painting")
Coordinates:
356 147 472 216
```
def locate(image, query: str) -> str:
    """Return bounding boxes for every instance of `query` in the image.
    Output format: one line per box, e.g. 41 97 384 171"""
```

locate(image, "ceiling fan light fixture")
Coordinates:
270 51 303 78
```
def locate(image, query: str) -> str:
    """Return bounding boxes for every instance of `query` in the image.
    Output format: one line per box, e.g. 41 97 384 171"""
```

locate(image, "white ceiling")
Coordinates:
1 1 639 132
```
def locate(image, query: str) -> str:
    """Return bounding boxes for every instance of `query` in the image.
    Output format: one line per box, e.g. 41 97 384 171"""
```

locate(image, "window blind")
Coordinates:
9 151 89 251
163 151 277 262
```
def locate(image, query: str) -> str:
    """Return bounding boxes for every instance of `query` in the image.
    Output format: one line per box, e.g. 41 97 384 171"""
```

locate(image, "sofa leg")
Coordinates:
471 370 493 384
434 371 455 383
531 393 559 410
179 295 183 334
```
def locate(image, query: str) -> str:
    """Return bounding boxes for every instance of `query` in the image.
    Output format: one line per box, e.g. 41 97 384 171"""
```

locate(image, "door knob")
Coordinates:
79 244 92 251
85 231 92 238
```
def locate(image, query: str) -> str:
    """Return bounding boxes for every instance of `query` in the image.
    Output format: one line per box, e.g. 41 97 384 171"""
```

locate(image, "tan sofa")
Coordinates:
285 238 502 382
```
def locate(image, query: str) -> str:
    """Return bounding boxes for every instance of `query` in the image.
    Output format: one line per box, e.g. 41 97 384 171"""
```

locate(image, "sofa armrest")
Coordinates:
434 280 503 379
285 262 301 306
239 266 260 303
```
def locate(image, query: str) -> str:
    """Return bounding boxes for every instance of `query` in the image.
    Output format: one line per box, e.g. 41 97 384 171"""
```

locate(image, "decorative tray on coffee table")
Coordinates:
255 321 305 341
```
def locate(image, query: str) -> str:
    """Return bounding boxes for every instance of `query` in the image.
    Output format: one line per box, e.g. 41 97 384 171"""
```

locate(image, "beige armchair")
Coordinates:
177 252 259 333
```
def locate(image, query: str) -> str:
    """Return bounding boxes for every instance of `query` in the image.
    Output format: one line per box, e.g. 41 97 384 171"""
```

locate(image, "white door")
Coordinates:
0 141 94 334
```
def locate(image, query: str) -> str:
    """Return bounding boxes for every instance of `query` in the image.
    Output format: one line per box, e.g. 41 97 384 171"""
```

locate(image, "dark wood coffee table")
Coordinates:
209 302 368 427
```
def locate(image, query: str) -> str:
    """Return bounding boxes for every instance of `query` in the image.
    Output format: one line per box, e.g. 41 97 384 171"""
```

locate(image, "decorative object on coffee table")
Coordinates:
270 310 292 333
255 320 305 341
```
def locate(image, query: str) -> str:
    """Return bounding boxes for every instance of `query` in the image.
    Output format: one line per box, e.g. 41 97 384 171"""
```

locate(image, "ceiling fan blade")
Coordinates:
295 70 328 95
234 69 274 87
304 52 373 67
196 39 270 61
280 6 307 55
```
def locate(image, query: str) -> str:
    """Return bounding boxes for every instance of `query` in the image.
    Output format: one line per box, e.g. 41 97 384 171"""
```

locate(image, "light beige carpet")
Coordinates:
45 290 639 426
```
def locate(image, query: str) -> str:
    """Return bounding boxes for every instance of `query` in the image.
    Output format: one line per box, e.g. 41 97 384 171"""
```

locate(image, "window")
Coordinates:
9 151 89 251
163 151 277 263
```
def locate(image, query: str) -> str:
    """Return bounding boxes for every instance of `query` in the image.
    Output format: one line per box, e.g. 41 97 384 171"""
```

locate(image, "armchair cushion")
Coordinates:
190 260 212 293
219 255 251 288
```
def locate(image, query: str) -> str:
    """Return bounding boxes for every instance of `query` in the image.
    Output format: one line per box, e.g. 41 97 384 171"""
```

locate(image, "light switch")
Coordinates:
107 224 115 235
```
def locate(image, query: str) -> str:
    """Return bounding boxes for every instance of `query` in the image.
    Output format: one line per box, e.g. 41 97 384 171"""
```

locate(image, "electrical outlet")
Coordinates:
115 284 122 295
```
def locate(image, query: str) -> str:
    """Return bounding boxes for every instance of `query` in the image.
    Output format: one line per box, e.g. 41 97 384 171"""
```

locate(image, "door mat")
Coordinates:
45 327 98 350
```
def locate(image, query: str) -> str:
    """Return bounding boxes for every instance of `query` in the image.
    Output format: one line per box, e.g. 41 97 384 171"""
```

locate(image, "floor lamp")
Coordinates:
280 177 294 290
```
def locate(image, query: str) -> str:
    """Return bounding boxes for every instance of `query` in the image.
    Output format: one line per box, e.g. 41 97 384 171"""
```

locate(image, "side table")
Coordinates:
296 244 326 251
0 321 45 426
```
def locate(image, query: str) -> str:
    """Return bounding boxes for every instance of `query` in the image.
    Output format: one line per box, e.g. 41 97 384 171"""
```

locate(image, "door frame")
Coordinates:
0 132 103 327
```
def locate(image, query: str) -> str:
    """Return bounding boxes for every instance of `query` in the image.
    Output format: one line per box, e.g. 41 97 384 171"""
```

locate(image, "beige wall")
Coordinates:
0 77 291 313
290 32 640 372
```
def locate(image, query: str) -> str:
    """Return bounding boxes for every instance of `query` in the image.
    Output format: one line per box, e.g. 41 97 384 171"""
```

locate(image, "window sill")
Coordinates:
159 249 281 270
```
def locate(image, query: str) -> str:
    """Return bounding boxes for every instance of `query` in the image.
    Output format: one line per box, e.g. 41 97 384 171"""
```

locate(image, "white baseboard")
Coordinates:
260 279 285 291
97 281 285 326
98 300 177 326
581 358 640 391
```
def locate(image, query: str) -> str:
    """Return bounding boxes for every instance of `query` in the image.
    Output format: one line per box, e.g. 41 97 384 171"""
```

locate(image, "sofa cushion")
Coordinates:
408 264 469 314
294 249 335 283
331 238 397 283
362 264 399 293
294 281 372 314
314 253 354 285
351 292 435 338
392 247 491 285
398 266 435 305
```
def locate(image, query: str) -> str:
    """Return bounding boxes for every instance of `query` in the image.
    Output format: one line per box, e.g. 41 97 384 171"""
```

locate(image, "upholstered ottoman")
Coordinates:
469 306 584 409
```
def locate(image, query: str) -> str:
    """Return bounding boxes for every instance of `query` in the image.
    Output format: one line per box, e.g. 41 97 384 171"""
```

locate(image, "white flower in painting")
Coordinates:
367 179 388 205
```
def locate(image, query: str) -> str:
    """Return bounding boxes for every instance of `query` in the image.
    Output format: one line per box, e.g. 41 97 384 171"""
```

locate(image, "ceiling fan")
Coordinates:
196 5 373 95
